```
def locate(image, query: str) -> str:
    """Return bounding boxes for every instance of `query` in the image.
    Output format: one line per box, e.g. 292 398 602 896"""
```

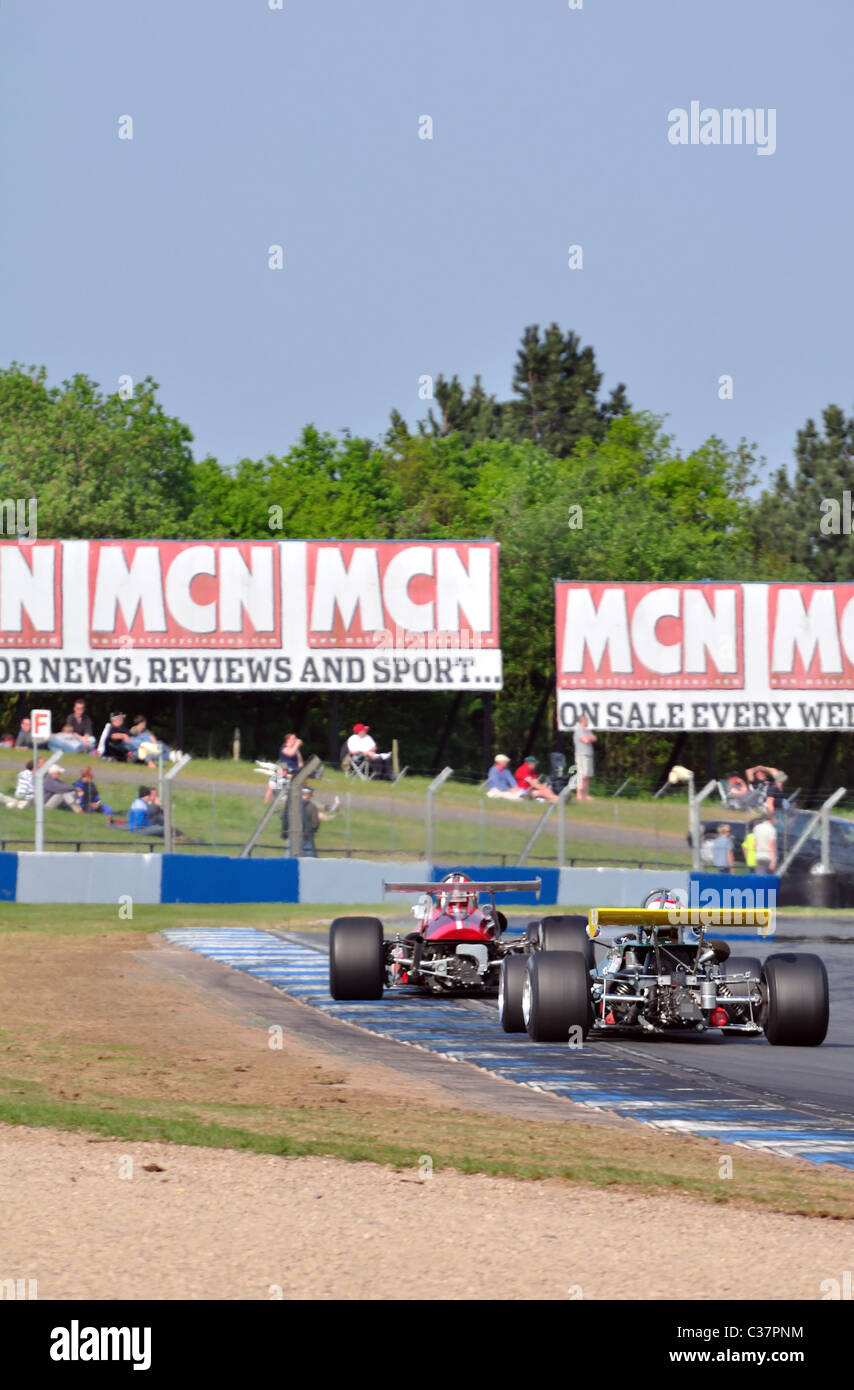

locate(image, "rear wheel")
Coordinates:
329 917 385 1000
539 915 595 970
523 951 591 1043
498 955 527 1032
761 953 829 1046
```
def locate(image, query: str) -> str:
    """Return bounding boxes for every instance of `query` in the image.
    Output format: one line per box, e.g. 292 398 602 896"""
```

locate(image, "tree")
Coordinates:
0 365 198 538
408 323 629 457
752 403 854 580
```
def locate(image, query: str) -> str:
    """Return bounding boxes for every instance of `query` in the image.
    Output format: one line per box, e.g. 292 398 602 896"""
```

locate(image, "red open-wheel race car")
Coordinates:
328 873 548 999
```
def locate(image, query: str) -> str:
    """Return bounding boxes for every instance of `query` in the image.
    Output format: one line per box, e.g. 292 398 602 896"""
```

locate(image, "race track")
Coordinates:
162 925 854 1169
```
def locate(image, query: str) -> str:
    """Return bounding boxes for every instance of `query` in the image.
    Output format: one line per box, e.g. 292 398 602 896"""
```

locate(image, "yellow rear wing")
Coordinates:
587 906 773 937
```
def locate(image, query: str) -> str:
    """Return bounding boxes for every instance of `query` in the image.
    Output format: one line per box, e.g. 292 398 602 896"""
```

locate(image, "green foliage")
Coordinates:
0 365 197 538
752 403 854 580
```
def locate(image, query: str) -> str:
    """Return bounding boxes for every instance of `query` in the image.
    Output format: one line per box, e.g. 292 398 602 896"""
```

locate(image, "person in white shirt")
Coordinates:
345 723 392 776
752 810 777 874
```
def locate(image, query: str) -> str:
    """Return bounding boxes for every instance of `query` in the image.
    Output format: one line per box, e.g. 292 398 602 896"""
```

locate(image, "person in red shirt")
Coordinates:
514 755 559 803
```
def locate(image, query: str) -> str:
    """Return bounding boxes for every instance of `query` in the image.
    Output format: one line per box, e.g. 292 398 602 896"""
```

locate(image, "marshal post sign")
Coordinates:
555 581 854 732
0 540 502 691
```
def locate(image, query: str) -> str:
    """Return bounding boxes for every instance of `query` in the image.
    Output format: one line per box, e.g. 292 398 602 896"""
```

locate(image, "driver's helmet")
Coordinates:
439 873 478 917
642 887 689 912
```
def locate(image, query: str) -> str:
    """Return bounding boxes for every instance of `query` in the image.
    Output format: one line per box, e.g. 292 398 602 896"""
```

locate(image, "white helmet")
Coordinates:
439 873 477 915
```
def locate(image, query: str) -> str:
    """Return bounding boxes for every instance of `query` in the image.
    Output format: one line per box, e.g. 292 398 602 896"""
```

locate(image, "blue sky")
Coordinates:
2 0 851 482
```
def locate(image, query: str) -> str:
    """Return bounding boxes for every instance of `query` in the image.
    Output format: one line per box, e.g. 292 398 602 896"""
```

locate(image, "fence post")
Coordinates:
425 767 453 874
162 754 192 853
556 778 574 868
33 750 64 853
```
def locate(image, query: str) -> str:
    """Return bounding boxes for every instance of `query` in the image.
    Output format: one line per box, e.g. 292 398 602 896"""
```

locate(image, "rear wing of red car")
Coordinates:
383 880 542 897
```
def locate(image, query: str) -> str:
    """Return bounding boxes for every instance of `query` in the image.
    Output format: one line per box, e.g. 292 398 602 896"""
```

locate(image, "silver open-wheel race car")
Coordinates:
498 890 830 1047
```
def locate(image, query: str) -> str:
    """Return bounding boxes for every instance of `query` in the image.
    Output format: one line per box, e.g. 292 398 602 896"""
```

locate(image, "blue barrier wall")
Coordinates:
160 854 300 904
690 872 779 905
432 864 556 906
0 851 17 902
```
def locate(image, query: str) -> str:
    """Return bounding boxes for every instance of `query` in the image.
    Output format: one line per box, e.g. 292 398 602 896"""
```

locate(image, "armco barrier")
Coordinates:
0 851 17 901
0 853 693 908
160 854 299 904
558 867 689 907
689 872 779 906
298 859 429 905
15 852 162 905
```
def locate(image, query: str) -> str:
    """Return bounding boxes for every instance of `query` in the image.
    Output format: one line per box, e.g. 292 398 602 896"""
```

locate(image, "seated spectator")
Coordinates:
128 786 161 835
42 764 83 812
14 761 35 804
65 699 94 743
345 723 393 778
515 755 559 804
74 767 115 816
264 733 303 804
98 712 133 761
746 765 787 815
127 715 172 766
15 717 40 749
48 722 93 754
486 753 523 800
128 786 191 841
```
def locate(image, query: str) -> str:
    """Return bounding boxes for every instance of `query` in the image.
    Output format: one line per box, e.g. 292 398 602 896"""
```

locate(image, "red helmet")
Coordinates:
642 887 688 911
439 873 478 916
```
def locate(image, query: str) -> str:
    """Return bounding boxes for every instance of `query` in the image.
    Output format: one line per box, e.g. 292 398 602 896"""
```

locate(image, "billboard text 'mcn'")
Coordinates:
307 543 498 647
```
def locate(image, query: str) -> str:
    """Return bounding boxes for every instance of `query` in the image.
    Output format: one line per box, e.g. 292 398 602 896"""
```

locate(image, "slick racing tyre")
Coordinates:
761 953 829 1046
538 915 595 970
329 917 385 1000
523 951 591 1044
498 955 528 1032
718 955 761 1034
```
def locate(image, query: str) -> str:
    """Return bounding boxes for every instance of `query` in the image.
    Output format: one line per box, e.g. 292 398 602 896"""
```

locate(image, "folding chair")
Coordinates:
342 751 374 782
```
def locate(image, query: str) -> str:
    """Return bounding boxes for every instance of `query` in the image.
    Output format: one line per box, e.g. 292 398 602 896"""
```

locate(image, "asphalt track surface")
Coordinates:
163 920 854 1169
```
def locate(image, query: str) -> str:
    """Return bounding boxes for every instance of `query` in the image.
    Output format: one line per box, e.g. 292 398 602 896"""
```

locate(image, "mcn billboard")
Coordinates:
555 581 854 732
0 540 502 691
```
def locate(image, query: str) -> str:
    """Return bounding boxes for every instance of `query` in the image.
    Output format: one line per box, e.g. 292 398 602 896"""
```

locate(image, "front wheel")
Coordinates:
329 917 385 1000
523 951 591 1044
761 953 829 1046
498 955 527 1032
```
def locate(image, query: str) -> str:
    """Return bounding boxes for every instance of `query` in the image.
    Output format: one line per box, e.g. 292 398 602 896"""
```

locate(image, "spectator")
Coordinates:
127 715 172 766
742 823 757 872
514 755 559 804
128 786 159 834
486 753 523 800
48 722 93 754
15 717 40 749
281 785 320 857
573 715 597 801
345 722 393 778
712 822 735 874
98 712 133 761
745 765 787 816
264 733 303 805
752 810 778 875
74 767 115 816
42 764 83 812
14 760 35 804
65 700 94 743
